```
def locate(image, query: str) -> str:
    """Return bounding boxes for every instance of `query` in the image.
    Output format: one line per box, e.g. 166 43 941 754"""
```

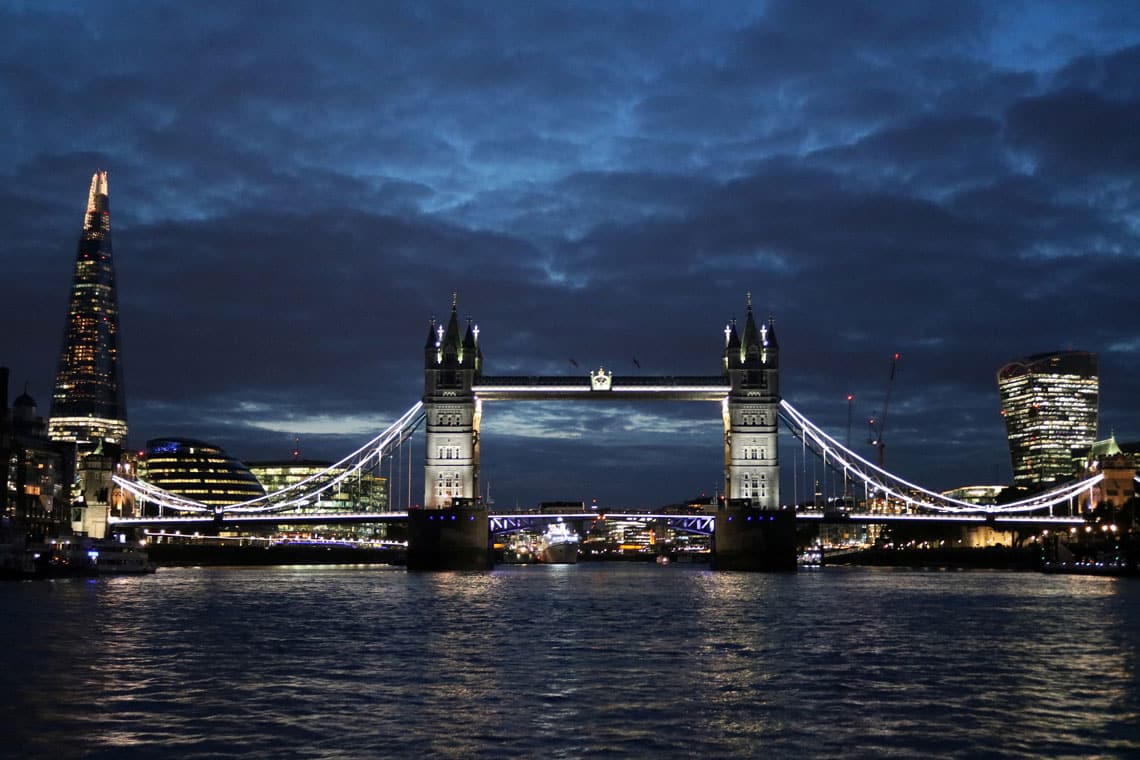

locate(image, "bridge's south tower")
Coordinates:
723 295 780 508
715 294 793 571
423 294 482 509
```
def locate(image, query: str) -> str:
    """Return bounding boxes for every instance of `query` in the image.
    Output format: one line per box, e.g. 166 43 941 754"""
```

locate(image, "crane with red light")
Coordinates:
867 352 900 469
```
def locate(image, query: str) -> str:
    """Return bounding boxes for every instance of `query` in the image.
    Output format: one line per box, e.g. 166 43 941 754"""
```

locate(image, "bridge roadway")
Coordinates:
108 510 1087 532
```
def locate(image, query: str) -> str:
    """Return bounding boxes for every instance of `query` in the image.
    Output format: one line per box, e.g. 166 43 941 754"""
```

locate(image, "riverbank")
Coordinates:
822 545 1041 570
147 542 406 567
143 542 1132 573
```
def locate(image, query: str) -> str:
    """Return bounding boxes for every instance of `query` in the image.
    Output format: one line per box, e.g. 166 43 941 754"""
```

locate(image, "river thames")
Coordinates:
1 564 1137 759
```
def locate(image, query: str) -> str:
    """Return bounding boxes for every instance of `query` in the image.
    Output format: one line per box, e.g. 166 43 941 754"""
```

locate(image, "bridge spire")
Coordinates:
463 316 479 369
723 318 740 372
441 295 462 361
741 295 761 357
424 316 439 367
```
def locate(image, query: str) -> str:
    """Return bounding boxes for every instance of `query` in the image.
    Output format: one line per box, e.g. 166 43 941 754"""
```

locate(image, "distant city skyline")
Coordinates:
3 2 1139 507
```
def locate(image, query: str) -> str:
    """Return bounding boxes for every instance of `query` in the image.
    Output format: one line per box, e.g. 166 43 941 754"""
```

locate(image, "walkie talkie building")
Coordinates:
998 351 1098 486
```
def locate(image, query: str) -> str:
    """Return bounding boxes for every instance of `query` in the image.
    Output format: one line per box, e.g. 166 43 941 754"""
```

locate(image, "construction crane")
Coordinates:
867 352 900 469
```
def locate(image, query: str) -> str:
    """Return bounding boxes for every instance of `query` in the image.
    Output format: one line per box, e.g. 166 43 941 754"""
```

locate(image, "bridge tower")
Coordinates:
422 293 482 509
723 294 780 508
409 293 490 570
714 294 795 571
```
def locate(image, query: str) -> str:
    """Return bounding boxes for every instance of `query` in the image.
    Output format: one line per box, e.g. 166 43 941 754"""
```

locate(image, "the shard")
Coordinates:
48 171 128 448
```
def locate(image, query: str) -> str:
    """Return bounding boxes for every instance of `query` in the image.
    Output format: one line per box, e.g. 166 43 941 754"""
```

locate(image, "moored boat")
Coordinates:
87 540 156 575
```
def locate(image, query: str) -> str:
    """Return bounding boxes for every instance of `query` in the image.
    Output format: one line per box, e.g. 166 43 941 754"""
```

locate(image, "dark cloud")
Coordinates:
1006 89 1140 175
2 1 1139 507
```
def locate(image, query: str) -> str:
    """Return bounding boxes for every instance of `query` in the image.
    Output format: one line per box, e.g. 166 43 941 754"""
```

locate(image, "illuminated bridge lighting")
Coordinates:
113 401 425 516
112 397 1102 523
778 400 1102 515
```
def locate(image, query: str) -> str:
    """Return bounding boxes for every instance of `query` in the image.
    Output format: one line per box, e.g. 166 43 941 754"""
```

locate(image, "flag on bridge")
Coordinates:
569 358 579 368
633 357 641 369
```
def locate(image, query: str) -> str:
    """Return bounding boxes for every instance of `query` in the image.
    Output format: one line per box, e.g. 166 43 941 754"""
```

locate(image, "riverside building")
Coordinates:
997 351 1098 487
138 438 265 512
247 460 390 539
1 369 72 540
246 460 388 513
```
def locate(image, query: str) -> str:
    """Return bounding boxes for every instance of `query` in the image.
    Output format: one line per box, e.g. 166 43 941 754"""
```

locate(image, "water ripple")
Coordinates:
1 565 1138 758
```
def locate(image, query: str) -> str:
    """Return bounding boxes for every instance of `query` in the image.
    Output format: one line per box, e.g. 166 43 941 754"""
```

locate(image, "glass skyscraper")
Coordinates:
48 171 128 447
997 351 1098 487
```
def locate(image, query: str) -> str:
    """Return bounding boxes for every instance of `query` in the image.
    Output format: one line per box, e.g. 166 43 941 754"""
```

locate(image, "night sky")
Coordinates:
3 1 1139 509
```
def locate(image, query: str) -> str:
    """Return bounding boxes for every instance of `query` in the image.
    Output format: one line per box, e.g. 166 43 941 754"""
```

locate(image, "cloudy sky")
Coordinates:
3 0 1139 509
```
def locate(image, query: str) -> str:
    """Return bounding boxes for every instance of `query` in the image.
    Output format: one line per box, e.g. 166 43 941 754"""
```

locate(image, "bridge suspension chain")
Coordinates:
112 401 426 516
115 397 1104 519
778 400 1102 515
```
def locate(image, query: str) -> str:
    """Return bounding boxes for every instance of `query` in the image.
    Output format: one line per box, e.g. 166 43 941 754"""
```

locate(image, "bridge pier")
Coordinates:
712 506 797 571
405 504 492 571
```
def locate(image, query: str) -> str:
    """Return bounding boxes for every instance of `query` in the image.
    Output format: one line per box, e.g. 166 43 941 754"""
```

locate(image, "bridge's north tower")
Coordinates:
722 295 780 509
422 293 482 509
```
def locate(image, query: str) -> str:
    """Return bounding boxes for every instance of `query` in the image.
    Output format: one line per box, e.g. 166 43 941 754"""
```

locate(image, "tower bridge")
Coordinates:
112 292 1108 571
421 292 779 516
411 292 786 569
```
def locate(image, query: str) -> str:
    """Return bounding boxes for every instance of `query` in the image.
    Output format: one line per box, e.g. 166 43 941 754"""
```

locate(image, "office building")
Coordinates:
247 460 388 514
247 460 390 539
998 351 1098 487
138 438 265 510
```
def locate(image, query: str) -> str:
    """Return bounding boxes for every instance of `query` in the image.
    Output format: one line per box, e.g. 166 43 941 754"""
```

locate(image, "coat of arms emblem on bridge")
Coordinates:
590 367 613 391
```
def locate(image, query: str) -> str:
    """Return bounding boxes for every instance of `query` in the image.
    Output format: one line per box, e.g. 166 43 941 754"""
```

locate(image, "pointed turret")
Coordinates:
741 293 762 363
441 299 462 364
763 316 779 370
424 317 439 367
463 317 481 373
723 319 741 372
726 319 740 351
463 318 476 352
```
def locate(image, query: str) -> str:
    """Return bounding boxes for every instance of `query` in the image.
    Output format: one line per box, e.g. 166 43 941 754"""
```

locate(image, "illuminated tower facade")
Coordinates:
998 351 1098 487
48 171 128 448
422 294 482 509
723 295 780 508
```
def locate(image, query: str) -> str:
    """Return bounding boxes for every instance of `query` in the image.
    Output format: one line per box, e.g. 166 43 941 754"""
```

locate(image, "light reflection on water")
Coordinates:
1 565 1138 759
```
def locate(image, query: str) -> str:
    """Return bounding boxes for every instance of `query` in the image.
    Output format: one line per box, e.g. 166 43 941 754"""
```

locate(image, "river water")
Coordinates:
1 564 1138 759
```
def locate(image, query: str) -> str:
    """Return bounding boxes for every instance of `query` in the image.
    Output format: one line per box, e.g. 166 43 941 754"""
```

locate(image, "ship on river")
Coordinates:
537 521 579 564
